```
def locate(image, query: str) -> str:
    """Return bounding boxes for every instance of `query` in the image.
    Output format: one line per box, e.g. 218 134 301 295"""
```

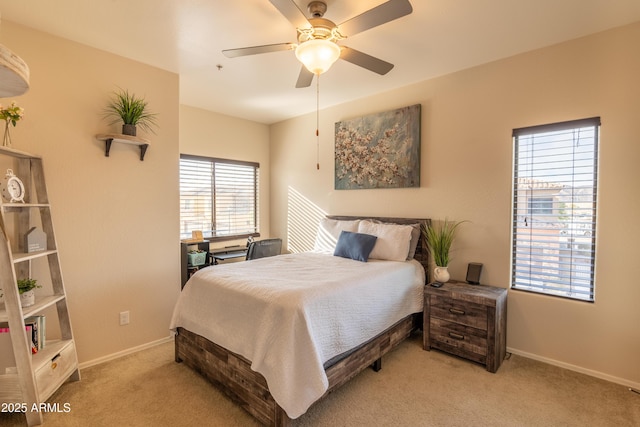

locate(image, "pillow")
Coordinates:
313 218 360 253
358 220 413 262
333 231 377 262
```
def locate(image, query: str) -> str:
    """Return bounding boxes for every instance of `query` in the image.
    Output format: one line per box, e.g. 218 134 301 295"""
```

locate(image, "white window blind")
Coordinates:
180 154 259 240
511 117 600 302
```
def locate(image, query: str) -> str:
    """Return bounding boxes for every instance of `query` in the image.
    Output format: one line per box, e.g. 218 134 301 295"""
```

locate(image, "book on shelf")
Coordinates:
0 315 46 355
23 318 38 353
25 315 46 350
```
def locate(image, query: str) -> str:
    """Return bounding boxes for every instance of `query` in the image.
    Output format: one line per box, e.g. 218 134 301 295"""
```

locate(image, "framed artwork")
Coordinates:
335 104 421 190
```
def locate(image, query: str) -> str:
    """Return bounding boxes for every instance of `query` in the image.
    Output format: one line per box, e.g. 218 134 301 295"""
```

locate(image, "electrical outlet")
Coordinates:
119 311 130 326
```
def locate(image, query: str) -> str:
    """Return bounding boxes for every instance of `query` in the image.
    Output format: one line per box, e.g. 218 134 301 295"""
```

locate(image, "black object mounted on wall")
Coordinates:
466 262 483 285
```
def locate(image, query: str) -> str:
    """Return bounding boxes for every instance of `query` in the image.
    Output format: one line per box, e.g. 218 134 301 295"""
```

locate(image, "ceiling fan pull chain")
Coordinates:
316 72 320 170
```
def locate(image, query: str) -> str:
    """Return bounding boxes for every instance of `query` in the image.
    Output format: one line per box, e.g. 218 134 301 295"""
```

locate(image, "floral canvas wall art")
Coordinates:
335 104 421 190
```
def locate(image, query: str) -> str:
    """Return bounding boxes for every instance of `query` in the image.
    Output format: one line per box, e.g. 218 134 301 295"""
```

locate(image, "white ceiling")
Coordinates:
1 0 639 124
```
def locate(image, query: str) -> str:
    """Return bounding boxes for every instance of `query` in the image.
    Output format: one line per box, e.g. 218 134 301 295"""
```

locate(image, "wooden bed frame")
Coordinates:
175 216 431 426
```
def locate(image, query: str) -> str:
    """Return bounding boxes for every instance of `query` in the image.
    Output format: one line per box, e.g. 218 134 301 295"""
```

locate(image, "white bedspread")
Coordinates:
169 252 425 419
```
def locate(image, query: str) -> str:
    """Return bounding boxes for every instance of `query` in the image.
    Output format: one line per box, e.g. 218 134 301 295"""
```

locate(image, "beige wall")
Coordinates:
270 22 640 387
0 22 180 363
179 105 271 246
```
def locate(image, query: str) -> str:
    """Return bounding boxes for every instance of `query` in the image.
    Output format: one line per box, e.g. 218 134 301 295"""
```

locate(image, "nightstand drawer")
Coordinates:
429 318 487 364
430 295 488 330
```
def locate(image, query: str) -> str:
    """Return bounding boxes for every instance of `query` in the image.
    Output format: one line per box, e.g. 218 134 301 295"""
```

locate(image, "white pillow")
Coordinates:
313 218 360 253
358 220 413 262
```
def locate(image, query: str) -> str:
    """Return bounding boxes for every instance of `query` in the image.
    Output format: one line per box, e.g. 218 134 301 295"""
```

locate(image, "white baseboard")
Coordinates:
79 334 174 370
507 346 640 391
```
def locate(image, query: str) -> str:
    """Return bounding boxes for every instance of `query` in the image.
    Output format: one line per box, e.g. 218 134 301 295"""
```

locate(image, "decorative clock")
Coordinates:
1 168 26 203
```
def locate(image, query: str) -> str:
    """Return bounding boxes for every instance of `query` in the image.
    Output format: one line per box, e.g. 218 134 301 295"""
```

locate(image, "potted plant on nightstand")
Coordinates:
103 88 158 136
17 278 41 307
422 219 466 283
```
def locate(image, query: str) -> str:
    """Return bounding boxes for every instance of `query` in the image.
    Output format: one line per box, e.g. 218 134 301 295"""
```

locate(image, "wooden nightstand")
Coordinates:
423 280 507 373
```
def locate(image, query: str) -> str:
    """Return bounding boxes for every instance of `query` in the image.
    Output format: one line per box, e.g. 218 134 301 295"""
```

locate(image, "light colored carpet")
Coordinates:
1 333 638 426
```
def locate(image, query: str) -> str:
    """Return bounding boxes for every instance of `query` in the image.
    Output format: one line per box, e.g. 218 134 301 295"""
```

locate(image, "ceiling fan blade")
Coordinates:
338 0 413 37
340 47 394 75
222 43 295 58
295 66 314 88
269 0 312 30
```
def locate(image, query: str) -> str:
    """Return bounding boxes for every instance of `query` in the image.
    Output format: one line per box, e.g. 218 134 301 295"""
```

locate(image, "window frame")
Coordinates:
511 117 600 302
179 153 260 243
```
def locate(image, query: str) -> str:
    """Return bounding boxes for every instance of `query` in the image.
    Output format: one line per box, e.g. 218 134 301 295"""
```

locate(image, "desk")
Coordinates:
212 246 247 264
181 243 249 289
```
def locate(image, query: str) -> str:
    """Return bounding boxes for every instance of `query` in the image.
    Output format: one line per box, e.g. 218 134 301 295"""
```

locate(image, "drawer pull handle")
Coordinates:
448 332 465 340
449 308 466 315
51 353 61 370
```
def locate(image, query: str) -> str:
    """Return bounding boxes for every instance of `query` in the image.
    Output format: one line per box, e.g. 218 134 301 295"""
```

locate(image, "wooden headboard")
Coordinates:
326 215 431 280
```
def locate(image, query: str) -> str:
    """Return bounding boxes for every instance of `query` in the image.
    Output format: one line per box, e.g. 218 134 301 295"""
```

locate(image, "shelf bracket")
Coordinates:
139 143 149 161
104 138 113 157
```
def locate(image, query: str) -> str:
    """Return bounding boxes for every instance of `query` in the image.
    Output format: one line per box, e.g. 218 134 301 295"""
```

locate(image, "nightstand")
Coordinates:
423 280 507 373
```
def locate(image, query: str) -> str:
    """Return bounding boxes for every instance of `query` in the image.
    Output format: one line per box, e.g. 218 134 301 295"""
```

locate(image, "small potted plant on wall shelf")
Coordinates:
17 278 41 307
422 219 466 283
103 87 158 136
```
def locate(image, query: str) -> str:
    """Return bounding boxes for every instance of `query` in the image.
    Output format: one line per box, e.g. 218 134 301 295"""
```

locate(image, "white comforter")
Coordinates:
169 252 425 418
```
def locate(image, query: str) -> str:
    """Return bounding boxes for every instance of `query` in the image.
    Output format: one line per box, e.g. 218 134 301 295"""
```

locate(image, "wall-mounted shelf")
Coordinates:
95 134 150 161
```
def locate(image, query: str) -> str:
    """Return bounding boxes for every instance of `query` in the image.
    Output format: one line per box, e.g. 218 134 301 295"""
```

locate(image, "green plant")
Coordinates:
103 88 158 133
17 278 41 294
421 219 466 267
0 101 24 126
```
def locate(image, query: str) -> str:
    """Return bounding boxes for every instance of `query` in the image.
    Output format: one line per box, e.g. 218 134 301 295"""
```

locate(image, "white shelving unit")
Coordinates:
0 146 80 426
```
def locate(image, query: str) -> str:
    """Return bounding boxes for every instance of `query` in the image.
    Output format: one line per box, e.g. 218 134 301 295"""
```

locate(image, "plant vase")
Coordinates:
122 124 137 136
20 290 35 307
3 120 11 147
433 266 450 283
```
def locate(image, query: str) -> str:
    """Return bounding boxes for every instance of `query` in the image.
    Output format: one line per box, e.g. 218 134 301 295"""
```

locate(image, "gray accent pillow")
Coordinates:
333 231 378 262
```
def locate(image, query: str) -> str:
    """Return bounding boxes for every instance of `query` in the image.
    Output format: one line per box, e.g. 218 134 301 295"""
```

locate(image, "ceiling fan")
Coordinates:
222 0 413 88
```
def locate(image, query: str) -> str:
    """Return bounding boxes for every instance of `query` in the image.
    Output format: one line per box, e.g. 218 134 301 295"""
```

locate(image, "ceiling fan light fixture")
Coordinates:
295 39 341 75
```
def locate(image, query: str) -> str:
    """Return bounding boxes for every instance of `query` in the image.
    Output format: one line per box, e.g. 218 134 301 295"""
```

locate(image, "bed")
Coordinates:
170 216 430 426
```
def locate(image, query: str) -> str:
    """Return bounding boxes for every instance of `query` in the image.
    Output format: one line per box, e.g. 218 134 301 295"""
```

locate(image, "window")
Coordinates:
528 197 553 215
511 117 600 302
179 154 259 241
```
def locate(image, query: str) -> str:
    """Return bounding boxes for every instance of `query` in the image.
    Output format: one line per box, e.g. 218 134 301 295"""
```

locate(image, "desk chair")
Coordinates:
246 238 282 260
